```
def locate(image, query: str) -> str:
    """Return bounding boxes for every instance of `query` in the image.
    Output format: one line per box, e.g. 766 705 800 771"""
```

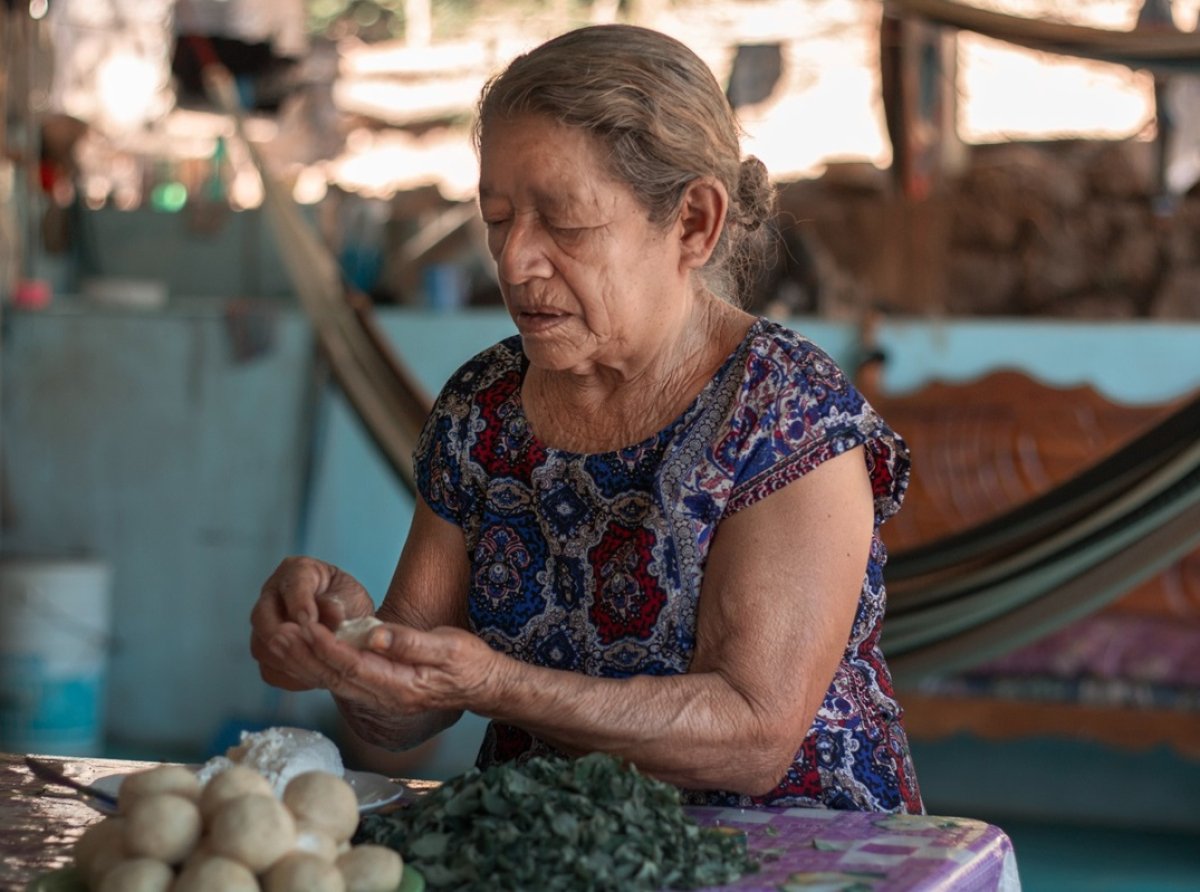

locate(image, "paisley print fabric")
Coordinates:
414 317 923 813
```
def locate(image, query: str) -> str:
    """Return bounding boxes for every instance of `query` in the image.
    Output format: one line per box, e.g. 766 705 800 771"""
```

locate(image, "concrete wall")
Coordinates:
1 297 314 753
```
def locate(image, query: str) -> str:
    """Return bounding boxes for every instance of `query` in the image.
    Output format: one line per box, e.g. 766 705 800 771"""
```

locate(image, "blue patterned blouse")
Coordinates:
414 317 923 812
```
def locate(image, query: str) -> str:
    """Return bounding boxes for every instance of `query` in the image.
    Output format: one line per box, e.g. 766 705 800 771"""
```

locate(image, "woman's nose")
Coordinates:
496 218 553 284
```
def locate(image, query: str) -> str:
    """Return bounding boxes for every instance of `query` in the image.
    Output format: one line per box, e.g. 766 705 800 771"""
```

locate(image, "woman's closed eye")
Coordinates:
546 221 596 242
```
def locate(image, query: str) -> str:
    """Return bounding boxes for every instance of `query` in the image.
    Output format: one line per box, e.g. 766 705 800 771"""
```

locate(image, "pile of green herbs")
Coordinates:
355 752 758 890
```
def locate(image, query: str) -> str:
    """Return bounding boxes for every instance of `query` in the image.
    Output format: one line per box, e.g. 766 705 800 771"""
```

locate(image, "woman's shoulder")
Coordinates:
736 317 856 397
746 316 843 364
436 335 524 401
721 318 910 523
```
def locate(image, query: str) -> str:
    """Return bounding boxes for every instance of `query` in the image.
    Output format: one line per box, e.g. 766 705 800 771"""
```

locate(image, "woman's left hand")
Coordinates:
266 618 502 715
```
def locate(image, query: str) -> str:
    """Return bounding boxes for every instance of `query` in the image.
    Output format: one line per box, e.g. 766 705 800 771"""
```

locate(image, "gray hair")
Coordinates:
475 24 776 302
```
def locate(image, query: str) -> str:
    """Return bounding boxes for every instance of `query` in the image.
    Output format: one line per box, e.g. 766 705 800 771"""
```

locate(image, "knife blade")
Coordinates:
24 756 119 808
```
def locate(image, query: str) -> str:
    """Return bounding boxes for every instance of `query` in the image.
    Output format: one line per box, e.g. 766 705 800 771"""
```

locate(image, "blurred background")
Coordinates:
2 2 1199 889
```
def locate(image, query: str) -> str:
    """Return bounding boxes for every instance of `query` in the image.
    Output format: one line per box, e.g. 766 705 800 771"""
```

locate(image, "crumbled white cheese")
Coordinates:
195 727 344 798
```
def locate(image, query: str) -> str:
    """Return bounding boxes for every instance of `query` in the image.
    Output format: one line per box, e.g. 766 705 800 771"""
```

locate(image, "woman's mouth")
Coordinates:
515 309 568 333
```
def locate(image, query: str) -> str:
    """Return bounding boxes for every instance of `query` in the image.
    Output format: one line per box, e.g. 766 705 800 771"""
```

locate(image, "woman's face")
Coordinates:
478 114 686 376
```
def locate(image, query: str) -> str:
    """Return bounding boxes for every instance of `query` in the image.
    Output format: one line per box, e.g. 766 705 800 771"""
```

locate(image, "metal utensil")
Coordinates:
24 756 119 808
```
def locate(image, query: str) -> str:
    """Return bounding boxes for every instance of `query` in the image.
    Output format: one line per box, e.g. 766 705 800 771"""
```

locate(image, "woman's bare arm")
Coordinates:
472 446 873 793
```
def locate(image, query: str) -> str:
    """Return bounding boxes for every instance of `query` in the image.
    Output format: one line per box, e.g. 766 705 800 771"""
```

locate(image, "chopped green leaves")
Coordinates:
356 753 758 890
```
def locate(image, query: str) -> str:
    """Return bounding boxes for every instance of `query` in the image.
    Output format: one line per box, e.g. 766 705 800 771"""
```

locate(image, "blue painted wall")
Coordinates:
0 298 317 752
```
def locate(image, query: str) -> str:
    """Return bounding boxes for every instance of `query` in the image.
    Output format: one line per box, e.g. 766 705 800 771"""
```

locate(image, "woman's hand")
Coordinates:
249 556 376 691
266 620 502 716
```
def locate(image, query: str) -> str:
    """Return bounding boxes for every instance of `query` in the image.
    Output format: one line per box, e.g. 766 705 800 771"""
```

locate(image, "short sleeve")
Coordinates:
413 380 468 527
412 340 521 527
721 327 910 526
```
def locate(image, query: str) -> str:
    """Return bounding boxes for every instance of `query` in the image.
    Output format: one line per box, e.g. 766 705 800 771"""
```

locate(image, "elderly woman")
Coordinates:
251 24 922 813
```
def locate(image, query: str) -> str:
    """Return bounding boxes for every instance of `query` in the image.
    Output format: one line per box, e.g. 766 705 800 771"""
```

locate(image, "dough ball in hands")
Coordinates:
96 857 173 892
335 616 382 649
264 851 347 892
122 793 202 864
118 765 200 813
337 844 404 892
283 770 359 843
208 792 297 872
172 855 259 892
199 763 275 819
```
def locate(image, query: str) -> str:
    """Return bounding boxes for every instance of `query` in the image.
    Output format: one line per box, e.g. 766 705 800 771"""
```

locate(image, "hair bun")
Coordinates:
733 156 775 232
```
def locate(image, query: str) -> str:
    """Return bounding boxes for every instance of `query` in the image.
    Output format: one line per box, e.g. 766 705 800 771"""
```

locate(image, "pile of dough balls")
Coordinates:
72 764 405 892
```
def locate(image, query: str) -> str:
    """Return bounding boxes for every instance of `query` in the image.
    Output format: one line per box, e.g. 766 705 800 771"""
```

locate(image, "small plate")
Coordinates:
343 768 410 812
27 864 424 892
89 767 407 814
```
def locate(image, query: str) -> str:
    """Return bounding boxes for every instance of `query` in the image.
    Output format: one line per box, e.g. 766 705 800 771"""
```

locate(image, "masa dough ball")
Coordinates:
337 844 404 892
96 857 173 892
72 817 124 877
85 846 127 889
208 792 297 872
180 838 214 873
283 771 359 843
172 855 259 892
335 616 383 649
118 765 200 812
122 793 202 864
264 851 347 892
199 763 275 818
293 827 340 862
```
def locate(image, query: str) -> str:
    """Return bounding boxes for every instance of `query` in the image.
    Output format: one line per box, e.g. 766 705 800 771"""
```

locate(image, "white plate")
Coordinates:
343 768 409 812
89 767 407 815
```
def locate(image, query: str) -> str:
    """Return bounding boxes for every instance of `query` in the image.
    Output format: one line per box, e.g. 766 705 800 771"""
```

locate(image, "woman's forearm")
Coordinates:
336 694 462 753
476 657 806 796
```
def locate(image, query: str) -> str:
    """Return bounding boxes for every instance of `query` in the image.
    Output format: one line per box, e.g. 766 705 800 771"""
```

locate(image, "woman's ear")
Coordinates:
676 177 728 270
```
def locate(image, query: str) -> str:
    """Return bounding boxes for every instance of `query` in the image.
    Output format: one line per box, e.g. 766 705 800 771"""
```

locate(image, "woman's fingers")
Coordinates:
259 614 496 716
249 625 317 691
266 557 334 624
364 624 497 706
250 557 381 694
364 623 457 663
315 593 351 628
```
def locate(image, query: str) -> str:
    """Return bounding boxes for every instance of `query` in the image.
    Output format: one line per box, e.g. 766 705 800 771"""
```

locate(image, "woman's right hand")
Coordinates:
249 556 375 691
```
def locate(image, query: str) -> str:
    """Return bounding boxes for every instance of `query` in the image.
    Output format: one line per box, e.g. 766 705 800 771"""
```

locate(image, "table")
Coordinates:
0 753 1020 892
686 807 1020 891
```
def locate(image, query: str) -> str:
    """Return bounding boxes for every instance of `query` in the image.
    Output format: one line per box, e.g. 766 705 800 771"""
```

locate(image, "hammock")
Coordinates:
886 0 1200 73
205 67 433 494
883 393 1200 683
210 59 1200 682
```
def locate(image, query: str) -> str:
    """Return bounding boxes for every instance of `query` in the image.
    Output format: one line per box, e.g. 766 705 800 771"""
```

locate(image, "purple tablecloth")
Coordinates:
688 806 1021 891
0 754 1020 892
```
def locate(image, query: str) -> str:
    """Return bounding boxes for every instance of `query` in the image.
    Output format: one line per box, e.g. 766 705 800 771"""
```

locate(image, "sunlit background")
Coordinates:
24 0 1200 212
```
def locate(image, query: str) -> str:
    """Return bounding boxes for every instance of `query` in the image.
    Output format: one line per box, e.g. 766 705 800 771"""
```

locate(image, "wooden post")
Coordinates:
879 10 962 314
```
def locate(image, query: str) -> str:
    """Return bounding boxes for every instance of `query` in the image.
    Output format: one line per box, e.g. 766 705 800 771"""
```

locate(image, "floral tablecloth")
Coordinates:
687 806 1020 891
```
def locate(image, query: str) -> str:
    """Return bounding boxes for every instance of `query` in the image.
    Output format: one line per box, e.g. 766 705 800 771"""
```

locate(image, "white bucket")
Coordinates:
0 557 112 755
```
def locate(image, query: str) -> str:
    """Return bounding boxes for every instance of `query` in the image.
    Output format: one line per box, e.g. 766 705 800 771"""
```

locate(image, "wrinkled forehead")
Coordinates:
478 114 616 189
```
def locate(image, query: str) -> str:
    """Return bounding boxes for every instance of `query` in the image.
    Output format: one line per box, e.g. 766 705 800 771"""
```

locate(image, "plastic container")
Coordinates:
0 558 112 755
